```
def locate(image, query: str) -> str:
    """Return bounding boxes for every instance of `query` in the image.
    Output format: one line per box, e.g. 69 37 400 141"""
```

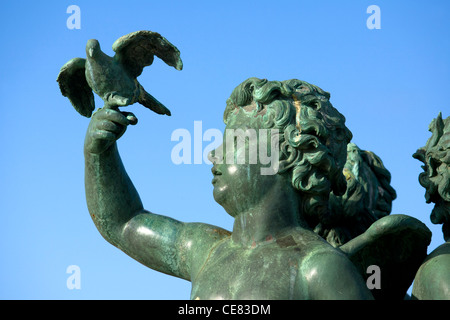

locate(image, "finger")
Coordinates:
121 111 138 126
93 130 117 141
96 108 130 126
96 119 124 134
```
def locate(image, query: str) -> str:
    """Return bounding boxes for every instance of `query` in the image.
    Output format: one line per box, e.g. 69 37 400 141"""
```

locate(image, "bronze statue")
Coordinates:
82 77 375 299
58 30 436 300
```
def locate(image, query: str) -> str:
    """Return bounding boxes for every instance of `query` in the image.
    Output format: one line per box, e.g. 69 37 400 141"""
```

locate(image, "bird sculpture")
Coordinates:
57 30 183 117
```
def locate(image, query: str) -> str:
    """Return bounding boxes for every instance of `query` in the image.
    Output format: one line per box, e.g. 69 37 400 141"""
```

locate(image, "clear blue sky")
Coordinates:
0 0 448 299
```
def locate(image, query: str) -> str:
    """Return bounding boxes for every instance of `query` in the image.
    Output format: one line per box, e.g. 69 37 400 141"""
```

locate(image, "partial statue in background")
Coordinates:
316 142 430 300
320 142 398 247
412 113 450 300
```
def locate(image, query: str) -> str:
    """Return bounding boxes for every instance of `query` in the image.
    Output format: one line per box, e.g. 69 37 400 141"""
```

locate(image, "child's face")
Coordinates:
209 106 280 217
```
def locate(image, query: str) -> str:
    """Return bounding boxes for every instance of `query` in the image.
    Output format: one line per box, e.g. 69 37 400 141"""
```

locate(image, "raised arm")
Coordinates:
84 108 230 281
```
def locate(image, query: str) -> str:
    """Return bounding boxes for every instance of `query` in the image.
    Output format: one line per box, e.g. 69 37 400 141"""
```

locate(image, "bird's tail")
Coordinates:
138 85 171 116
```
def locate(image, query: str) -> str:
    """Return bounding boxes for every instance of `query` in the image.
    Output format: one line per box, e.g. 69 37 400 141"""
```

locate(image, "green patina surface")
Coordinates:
57 30 448 300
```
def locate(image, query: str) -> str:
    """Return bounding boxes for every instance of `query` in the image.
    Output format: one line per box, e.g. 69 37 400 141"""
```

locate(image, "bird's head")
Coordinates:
86 39 101 58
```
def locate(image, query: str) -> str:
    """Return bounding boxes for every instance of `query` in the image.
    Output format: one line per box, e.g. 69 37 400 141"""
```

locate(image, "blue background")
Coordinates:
0 0 448 299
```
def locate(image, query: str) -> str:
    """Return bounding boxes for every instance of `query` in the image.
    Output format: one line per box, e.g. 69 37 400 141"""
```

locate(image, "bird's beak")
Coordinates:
88 48 94 58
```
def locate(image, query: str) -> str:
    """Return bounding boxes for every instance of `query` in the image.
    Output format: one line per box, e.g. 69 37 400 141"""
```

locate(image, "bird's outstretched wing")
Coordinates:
112 30 183 78
339 214 431 300
57 58 95 117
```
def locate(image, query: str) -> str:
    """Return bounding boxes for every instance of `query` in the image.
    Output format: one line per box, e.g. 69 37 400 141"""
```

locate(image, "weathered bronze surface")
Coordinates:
57 30 447 300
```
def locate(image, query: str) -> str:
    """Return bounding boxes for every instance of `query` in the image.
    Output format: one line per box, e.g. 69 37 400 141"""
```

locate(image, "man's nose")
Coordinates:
208 144 224 164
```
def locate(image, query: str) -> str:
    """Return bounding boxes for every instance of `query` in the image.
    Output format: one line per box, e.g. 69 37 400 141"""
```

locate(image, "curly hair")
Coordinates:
413 112 450 241
224 77 353 229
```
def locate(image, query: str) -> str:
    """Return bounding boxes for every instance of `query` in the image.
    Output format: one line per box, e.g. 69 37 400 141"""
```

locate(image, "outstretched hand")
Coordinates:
84 107 138 155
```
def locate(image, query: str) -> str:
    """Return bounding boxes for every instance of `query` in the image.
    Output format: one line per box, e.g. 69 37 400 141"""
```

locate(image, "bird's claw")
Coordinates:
103 92 132 108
